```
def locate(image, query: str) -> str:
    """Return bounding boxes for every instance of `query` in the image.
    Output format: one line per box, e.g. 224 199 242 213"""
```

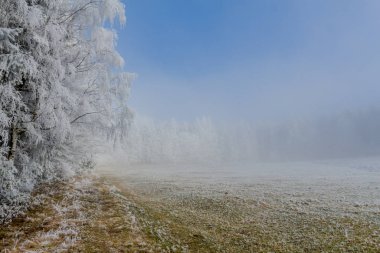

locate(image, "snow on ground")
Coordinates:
0 178 91 252
0 176 189 253
96 156 380 252
2 156 379 252
97 156 380 209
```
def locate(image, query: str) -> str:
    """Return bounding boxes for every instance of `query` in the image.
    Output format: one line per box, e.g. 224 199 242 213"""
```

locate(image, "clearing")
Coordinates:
1 157 380 252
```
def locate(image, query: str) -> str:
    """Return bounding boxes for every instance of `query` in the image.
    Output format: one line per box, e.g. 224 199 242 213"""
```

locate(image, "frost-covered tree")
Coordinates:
0 0 132 223
121 117 224 164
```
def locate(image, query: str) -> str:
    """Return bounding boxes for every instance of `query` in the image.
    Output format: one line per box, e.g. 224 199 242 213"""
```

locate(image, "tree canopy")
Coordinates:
0 0 132 223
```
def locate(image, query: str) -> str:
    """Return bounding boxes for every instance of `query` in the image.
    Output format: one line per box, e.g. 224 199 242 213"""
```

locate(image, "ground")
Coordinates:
0 177 186 253
1 158 380 252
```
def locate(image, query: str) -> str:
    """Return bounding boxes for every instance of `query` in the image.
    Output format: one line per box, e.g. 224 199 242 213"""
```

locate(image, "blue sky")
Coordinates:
117 0 380 122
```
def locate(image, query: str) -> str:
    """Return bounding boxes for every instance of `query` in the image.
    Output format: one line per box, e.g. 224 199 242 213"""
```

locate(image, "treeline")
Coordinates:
123 118 220 163
122 109 380 164
254 108 380 161
0 0 131 223
249 108 380 161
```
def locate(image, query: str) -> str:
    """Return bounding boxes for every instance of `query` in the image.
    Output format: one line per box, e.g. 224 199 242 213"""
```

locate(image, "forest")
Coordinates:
0 0 132 223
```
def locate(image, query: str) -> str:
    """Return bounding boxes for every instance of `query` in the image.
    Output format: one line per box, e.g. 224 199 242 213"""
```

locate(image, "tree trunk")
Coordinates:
7 123 18 160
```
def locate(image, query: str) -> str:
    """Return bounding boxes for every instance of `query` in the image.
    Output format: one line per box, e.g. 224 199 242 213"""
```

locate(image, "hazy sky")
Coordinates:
117 0 380 122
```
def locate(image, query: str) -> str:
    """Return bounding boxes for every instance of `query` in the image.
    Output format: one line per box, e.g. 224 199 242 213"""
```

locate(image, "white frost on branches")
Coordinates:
0 0 132 223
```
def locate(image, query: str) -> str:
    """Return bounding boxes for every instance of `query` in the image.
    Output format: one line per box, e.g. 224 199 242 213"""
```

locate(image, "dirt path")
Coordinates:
0 177 187 253
1 171 380 252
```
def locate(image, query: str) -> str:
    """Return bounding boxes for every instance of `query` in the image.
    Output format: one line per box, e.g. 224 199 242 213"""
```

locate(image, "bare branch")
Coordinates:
59 1 98 25
70 111 102 124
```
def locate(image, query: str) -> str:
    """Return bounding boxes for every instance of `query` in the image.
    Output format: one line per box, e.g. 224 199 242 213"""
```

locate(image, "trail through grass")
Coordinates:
1 174 379 252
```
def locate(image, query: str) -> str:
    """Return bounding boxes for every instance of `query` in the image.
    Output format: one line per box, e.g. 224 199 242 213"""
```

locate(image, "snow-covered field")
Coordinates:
98 156 380 208
97 156 380 251
3 157 379 252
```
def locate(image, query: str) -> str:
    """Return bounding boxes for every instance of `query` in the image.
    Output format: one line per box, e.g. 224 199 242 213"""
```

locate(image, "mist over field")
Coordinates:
2 0 380 252
111 0 380 169
100 107 380 166
96 108 380 251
